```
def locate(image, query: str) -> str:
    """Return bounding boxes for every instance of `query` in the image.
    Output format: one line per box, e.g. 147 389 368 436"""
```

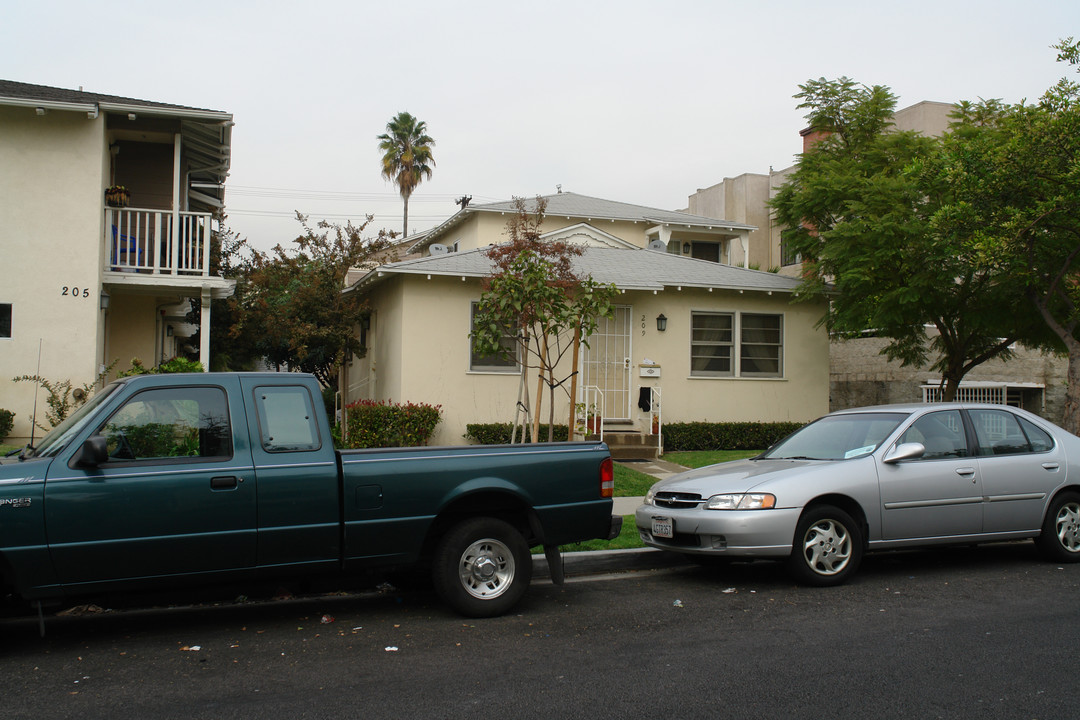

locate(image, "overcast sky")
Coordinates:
4 1 1078 250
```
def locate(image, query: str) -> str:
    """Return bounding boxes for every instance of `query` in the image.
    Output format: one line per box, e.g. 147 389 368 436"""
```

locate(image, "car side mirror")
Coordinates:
73 436 109 467
883 442 925 464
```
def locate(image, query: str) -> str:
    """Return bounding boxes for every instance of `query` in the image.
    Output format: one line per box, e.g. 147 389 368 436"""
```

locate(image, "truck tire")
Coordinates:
432 517 532 618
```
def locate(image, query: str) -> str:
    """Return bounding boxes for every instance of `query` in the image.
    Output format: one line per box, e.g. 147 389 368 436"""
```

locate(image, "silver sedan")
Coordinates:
635 403 1080 585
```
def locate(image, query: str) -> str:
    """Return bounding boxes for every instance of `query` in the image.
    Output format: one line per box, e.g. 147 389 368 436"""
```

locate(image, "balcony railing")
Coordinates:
105 207 212 277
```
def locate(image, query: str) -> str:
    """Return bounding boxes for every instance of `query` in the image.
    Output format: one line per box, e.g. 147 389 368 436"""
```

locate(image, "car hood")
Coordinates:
650 457 860 501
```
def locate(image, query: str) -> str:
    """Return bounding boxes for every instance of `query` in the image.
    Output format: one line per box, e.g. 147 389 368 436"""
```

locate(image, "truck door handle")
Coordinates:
211 476 240 490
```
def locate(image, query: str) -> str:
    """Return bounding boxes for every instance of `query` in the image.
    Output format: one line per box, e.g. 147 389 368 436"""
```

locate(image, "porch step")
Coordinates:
587 430 660 460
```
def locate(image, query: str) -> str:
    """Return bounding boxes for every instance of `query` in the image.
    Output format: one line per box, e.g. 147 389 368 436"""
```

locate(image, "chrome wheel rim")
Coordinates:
801 519 852 576
458 538 515 600
1055 502 1080 553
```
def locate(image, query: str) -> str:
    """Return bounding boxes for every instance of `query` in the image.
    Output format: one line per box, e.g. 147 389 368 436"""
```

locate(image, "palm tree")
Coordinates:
377 112 435 238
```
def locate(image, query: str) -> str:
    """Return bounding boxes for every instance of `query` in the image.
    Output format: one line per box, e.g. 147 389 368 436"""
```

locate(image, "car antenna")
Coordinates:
28 338 41 451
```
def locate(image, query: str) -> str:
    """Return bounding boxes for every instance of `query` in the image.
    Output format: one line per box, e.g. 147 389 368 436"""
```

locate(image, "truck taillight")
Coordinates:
600 457 614 498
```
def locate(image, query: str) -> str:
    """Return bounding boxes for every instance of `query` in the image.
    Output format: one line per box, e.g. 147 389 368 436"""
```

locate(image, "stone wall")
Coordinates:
830 335 1067 424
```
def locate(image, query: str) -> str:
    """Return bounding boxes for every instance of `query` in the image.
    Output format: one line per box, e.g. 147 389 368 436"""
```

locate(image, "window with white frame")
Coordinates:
690 312 734 377
740 313 783 377
470 302 518 372
0 303 10 338
690 311 783 378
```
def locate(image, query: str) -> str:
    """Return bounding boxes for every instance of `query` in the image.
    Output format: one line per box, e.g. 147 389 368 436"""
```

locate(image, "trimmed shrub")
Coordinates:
660 421 805 452
465 423 569 444
0 409 13 439
341 400 442 449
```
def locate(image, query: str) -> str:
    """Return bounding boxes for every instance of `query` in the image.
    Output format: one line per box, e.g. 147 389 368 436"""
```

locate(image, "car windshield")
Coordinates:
27 383 120 459
761 412 909 461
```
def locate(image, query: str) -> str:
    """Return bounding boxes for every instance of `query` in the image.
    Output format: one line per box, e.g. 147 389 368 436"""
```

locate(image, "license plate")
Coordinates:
651 516 673 539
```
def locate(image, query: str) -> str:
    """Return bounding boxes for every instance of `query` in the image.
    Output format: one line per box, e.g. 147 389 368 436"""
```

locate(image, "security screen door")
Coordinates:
581 305 632 421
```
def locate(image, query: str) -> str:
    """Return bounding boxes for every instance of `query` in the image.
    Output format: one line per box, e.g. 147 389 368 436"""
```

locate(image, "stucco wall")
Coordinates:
0 107 107 442
348 273 830 446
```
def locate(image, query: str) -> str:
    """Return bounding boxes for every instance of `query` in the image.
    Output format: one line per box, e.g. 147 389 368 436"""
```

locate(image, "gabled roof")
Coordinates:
408 191 756 253
347 245 802 295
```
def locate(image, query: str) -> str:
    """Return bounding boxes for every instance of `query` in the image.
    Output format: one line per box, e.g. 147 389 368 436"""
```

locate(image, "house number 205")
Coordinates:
61 287 90 298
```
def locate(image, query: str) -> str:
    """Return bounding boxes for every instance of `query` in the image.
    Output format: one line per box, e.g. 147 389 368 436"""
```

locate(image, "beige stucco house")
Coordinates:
341 193 830 448
0 80 235 443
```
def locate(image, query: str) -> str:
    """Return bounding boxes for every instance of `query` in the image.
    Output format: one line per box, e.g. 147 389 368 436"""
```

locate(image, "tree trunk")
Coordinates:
402 193 410 238
1063 339 1080 435
568 324 581 440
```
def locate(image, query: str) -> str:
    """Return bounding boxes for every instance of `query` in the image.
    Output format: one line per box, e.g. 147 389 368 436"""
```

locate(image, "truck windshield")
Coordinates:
29 383 120 459
761 412 909 461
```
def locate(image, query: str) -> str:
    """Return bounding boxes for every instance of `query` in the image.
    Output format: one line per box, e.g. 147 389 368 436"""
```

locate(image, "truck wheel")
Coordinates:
432 517 532 618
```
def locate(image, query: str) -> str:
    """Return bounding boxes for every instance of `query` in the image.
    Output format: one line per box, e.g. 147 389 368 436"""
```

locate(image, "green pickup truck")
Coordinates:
0 373 618 619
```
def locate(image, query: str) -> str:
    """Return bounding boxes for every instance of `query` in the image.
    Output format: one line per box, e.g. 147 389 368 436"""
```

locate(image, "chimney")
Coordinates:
800 126 831 153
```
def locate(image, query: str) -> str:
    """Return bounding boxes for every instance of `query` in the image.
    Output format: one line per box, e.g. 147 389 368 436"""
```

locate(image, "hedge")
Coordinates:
0 409 13 439
659 421 805 451
341 399 442 449
465 423 569 444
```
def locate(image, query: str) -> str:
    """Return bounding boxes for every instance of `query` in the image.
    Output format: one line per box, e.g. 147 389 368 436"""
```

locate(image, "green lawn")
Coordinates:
0 444 18 456
613 462 658 497
533 515 644 553
662 449 760 469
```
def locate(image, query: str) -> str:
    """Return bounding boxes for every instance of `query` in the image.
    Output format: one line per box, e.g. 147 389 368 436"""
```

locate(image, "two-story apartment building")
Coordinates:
0 80 235 443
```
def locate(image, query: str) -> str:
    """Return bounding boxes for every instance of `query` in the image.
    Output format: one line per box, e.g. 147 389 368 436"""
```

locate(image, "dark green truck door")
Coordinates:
44 379 257 588
242 380 341 571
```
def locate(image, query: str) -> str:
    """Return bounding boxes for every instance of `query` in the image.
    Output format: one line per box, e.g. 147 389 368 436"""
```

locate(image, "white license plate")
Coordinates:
651 516 673 539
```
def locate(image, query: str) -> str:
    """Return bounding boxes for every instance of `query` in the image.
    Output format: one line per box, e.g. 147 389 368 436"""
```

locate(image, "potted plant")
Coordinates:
105 185 130 208
574 403 602 436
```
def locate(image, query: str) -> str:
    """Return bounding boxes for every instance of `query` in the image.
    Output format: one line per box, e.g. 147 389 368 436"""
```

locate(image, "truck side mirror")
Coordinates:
73 436 109 467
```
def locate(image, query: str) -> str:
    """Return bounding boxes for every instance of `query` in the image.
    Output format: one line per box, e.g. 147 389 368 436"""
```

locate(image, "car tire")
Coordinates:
1035 492 1080 563
432 517 532 618
787 505 863 587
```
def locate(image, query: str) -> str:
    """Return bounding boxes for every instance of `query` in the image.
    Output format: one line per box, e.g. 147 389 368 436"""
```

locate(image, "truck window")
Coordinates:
98 386 232 462
254 386 321 452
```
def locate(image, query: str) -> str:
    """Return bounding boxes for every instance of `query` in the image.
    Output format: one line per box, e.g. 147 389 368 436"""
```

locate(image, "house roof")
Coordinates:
347 245 803 295
409 191 757 253
0 80 233 210
0 79 231 120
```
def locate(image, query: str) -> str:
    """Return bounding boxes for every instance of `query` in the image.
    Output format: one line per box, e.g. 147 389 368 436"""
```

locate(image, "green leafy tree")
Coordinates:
771 77 1025 401
233 214 395 386
377 111 435 238
934 39 1080 430
472 198 618 442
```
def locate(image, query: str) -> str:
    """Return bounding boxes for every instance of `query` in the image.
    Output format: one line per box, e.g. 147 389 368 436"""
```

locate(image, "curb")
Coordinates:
532 547 689 580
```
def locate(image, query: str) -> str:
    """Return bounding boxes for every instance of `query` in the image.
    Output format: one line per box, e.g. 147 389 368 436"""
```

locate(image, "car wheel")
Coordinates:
1036 492 1080 563
787 505 862 586
432 517 532 618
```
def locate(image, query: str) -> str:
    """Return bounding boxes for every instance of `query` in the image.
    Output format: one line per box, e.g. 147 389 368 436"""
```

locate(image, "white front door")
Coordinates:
582 305 632 421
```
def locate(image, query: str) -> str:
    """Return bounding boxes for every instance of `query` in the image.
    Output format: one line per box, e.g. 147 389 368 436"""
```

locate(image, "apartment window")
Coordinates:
0 304 9 338
470 302 518 373
690 312 734 377
740 313 783 377
691 242 720 263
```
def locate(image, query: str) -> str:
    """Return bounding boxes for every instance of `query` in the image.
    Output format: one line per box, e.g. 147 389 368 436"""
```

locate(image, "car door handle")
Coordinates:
955 467 976 478
211 476 240 490
1042 462 1060 471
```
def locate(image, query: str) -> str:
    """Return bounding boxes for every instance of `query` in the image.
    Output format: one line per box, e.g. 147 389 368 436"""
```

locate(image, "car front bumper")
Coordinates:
634 503 800 558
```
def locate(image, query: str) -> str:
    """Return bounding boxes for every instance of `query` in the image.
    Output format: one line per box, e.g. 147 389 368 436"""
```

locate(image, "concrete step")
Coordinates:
586 431 660 460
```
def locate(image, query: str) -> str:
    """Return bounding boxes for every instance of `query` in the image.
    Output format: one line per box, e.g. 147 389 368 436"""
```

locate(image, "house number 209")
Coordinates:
61 287 90 298
641 314 647 336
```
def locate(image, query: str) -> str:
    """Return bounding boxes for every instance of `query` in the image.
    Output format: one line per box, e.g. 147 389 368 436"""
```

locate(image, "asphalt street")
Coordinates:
2 540 1077 720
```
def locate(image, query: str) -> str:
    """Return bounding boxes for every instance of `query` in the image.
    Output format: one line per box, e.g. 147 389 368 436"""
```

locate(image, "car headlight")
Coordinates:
705 493 776 510
645 487 656 505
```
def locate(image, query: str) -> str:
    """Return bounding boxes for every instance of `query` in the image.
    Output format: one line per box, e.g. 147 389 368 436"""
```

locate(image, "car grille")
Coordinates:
652 491 703 509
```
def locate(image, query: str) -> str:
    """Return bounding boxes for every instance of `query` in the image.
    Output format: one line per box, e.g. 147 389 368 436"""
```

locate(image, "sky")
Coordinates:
4 1 1078 251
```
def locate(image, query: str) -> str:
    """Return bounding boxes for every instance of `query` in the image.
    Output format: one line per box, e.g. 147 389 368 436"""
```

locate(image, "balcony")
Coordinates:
104 207 212 277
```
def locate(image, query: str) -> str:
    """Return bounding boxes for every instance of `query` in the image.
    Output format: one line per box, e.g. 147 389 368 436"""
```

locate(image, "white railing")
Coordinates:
105 207 212 276
580 385 605 442
650 386 662 454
